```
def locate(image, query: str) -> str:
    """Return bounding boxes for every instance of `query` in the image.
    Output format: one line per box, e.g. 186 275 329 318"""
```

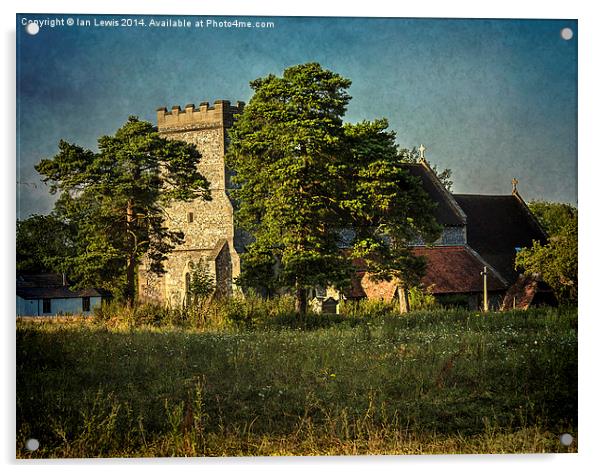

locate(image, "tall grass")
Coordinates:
16 306 577 457
93 294 301 331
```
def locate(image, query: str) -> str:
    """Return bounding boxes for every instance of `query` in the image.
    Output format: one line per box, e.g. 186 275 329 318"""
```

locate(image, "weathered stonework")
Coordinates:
138 100 244 307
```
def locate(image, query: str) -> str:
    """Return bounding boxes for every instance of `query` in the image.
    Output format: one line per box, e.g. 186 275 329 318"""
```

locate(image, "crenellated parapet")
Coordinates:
139 98 244 306
156 100 245 131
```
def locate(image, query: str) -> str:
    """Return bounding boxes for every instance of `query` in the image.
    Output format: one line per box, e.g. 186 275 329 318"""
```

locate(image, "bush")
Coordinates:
338 298 396 318
225 293 296 329
436 294 470 309
94 294 300 331
408 285 438 311
94 301 170 328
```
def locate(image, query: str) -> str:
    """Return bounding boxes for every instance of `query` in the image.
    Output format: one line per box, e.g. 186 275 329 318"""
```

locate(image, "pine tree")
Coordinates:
228 63 441 315
35 117 210 304
228 63 353 314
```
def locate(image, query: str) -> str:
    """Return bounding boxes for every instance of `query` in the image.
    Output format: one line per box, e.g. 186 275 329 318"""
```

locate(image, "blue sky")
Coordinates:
16 15 577 219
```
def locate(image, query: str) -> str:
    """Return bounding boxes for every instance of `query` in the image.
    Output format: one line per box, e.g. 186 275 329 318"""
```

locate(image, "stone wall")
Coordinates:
138 100 243 307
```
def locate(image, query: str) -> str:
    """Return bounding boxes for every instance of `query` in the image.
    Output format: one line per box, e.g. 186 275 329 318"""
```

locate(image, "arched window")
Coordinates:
185 272 191 307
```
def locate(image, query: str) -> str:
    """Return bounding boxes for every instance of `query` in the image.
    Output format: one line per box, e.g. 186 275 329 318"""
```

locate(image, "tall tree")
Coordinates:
227 63 353 314
228 63 441 315
342 120 442 313
35 117 210 304
16 213 76 273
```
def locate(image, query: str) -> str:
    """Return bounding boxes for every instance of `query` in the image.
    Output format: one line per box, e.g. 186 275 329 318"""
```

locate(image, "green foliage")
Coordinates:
34 117 210 303
187 260 215 304
516 200 578 303
222 294 296 329
228 64 441 313
16 214 76 273
338 298 397 318
17 307 577 457
516 216 577 303
528 200 577 237
342 120 441 292
233 250 280 298
407 285 438 311
227 63 353 312
93 295 299 331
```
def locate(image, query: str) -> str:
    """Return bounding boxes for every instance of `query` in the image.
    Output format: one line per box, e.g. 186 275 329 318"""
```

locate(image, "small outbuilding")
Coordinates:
16 273 102 317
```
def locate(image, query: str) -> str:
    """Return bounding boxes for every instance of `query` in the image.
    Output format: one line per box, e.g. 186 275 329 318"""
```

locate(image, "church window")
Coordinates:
187 212 194 223
185 272 191 306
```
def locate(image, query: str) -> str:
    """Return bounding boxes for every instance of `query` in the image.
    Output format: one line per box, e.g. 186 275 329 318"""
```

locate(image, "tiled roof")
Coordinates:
17 273 65 287
412 246 507 294
404 163 466 226
17 286 102 300
348 245 506 299
501 274 557 310
16 273 102 300
453 194 547 282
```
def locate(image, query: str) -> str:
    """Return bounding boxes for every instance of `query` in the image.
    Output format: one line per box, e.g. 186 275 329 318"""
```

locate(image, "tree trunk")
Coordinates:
125 199 137 307
125 254 136 308
294 280 307 316
398 285 410 314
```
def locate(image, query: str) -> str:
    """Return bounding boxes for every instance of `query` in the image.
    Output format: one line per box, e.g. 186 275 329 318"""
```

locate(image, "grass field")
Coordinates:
16 306 577 457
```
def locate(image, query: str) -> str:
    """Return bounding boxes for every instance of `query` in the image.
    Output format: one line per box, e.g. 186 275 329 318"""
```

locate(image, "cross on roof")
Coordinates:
418 144 426 161
512 177 519 193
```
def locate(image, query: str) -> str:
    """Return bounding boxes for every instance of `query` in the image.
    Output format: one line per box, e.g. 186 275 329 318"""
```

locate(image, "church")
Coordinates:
137 99 548 311
347 162 548 310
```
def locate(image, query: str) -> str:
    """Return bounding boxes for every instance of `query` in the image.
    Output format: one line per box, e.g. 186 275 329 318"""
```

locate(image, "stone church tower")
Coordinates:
138 100 244 307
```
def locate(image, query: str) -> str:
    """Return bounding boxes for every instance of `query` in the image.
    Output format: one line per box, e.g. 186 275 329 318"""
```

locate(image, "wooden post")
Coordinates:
481 266 489 312
398 286 410 314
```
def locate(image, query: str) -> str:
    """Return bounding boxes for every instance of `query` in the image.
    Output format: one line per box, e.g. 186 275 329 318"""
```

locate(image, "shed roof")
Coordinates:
16 273 103 300
17 286 102 300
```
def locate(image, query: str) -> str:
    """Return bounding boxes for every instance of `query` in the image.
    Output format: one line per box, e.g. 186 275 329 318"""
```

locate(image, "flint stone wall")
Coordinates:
138 100 243 306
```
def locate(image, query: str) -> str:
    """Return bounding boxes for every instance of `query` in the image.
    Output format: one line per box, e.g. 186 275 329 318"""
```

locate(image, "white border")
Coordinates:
3 1 600 472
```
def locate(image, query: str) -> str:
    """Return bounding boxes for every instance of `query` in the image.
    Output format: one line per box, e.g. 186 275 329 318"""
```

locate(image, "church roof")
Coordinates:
403 163 466 227
453 193 547 282
347 245 506 300
412 246 507 294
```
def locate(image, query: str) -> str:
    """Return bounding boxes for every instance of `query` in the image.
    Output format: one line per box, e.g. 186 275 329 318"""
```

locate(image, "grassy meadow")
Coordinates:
16 303 577 457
